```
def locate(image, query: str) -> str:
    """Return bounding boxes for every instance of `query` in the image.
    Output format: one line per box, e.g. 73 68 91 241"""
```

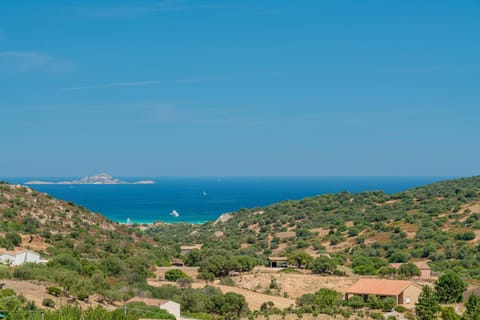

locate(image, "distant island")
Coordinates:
25 173 155 185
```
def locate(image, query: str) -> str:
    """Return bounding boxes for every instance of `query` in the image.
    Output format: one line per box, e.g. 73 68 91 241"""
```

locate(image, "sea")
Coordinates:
1 177 449 224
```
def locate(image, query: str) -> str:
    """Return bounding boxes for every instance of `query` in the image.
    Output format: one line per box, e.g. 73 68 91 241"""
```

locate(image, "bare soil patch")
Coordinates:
1 279 116 310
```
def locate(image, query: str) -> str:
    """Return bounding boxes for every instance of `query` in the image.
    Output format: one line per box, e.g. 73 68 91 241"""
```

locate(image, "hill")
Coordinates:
146 176 480 279
2 176 480 319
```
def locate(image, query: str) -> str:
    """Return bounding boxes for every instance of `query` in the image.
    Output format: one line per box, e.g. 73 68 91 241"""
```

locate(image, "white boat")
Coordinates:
170 210 180 217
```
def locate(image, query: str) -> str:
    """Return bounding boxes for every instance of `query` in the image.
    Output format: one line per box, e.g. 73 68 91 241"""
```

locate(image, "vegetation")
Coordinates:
2 176 480 318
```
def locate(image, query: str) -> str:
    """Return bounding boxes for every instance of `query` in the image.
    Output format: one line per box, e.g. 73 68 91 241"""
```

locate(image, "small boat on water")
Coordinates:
170 210 180 217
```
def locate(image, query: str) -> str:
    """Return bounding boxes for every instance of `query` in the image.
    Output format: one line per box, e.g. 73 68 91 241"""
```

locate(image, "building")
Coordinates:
389 261 431 279
180 245 202 255
345 279 423 306
0 250 42 266
128 297 181 320
268 257 288 268
463 287 480 302
170 258 184 267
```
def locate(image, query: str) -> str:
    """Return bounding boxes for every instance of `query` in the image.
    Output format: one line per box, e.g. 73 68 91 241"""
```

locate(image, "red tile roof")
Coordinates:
346 279 414 296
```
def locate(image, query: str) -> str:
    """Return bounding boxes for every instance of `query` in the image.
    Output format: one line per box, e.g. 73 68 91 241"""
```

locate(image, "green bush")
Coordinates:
164 269 189 282
394 305 407 313
42 298 55 308
46 286 62 296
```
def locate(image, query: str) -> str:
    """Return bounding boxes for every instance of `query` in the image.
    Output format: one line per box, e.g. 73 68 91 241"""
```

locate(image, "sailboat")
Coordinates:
170 210 180 217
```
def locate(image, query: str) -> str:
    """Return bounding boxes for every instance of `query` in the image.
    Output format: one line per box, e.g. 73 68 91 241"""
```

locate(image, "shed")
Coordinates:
268 257 288 268
180 245 202 255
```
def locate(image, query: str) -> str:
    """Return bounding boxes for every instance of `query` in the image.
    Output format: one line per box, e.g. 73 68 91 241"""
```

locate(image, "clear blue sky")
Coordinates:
1 1 479 177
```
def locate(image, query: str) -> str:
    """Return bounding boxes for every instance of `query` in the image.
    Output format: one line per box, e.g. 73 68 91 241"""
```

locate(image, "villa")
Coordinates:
345 279 422 306
0 250 44 266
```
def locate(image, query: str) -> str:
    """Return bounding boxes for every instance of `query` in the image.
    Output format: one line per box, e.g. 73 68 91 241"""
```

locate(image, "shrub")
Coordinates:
394 305 407 313
42 298 55 308
220 276 235 286
370 312 385 320
46 286 62 297
164 269 189 282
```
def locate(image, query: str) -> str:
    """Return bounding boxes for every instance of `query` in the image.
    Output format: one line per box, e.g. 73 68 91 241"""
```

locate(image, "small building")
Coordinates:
345 279 422 306
389 261 431 279
170 258 184 267
0 250 41 266
268 257 288 268
180 245 202 255
128 297 181 320
464 287 480 302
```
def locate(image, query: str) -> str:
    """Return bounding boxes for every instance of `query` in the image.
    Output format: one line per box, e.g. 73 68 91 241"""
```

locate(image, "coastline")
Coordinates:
4 176 449 227
118 219 208 226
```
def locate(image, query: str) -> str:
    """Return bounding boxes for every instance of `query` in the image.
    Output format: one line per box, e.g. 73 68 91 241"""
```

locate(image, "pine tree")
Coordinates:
435 272 467 303
416 286 440 320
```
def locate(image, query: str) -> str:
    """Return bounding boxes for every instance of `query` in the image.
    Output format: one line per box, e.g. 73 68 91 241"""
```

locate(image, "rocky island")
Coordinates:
25 173 155 185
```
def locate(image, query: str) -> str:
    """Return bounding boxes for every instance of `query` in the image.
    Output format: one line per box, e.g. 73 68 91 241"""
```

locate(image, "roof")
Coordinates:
127 297 171 307
170 258 184 264
268 257 288 261
346 279 417 296
389 261 430 270
0 250 39 257
180 245 202 250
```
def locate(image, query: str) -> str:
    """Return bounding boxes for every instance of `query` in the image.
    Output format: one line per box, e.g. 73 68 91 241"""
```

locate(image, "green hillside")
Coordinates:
147 176 480 278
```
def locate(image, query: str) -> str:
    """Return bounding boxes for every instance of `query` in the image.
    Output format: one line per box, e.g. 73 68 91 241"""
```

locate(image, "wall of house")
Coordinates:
402 284 422 306
0 254 14 265
24 251 40 263
161 301 181 320
419 269 431 279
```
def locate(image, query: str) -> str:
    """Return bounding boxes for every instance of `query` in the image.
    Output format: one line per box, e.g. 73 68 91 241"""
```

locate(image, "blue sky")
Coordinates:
1 0 479 177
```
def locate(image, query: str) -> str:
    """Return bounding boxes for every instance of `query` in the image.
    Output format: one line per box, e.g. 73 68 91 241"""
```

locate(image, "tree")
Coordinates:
346 295 365 310
440 306 460 320
176 278 193 289
184 249 202 266
464 293 480 320
223 292 248 317
164 269 189 282
6 232 22 246
288 250 313 269
314 288 341 312
416 286 440 320
435 272 466 303
310 256 336 274
397 263 421 278
197 271 215 284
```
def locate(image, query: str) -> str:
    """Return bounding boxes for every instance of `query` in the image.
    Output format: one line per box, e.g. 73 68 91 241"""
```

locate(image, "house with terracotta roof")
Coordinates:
345 279 423 306
0 250 42 266
128 297 181 320
389 261 431 279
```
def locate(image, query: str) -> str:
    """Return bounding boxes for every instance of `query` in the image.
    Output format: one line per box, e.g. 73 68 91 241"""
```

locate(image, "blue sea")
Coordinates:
2 177 449 224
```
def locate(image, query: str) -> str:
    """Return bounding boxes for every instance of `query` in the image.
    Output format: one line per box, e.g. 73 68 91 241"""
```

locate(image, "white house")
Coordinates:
128 297 181 320
0 250 42 266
